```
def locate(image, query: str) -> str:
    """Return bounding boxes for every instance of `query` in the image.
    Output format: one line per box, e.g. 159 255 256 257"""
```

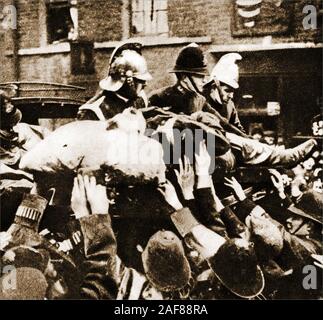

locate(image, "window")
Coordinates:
131 0 169 37
46 0 78 44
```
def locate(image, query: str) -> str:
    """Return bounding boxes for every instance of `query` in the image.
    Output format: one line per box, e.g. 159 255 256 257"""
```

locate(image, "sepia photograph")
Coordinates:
0 0 322 304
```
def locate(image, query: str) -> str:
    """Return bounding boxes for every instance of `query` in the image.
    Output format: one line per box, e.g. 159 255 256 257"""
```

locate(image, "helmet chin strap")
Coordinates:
213 79 226 105
179 75 202 95
187 75 203 95
138 89 149 108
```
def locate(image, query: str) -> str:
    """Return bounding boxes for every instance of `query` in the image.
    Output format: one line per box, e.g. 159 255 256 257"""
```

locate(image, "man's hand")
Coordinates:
175 156 195 200
195 140 213 189
158 180 183 211
83 175 111 215
195 140 211 177
224 176 246 201
71 175 111 219
0 232 11 251
71 175 90 219
269 169 285 199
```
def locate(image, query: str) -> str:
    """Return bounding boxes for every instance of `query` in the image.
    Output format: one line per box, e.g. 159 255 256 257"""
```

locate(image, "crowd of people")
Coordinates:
0 42 322 300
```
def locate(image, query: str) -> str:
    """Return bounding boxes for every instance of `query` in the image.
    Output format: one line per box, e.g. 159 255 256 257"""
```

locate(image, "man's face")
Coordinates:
219 85 234 104
3 99 14 113
1 97 19 130
303 157 315 171
264 136 275 146
122 78 147 100
312 120 323 136
252 133 263 141
313 179 323 193
190 74 206 93
286 217 312 237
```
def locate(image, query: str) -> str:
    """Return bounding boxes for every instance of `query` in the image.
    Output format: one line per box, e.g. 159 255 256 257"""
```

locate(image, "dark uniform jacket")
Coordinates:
206 96 246 134
77 91 146 121
149 85 206 115
149 85 248 138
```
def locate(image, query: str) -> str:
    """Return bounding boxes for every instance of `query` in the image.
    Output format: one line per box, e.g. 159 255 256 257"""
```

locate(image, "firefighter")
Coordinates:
203 53 245 133
148 43 245 137
77 42 152 121
148 44 317 169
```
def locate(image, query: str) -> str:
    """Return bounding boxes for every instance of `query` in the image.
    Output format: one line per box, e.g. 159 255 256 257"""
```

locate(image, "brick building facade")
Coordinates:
0 0 322 140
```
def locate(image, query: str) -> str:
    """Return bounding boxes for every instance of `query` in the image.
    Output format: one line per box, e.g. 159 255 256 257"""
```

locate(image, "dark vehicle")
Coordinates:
0 81 86 128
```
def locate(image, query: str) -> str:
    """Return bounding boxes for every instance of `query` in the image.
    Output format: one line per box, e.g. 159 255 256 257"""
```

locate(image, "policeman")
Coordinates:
149 43 209 115
148 45 317 169
77 42 152 121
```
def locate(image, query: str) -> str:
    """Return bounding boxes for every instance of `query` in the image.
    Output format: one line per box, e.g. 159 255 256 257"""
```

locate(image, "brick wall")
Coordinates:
167 0 321 44
168 0 209 37
10 0 124 49
2 0 322 91
16 0 40 48
0 32 13 82
78 0 124 42
0 0 15 81
6 0 323 49
204 0 321 44
19 53 70 83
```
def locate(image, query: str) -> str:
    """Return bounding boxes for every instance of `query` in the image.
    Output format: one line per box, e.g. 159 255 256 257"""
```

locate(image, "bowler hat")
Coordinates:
0 245 50 300
246 213 284 260
288 190 322 225
169 44 208 76
0 267 48 300
208 238 265 298
142 230 191 292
